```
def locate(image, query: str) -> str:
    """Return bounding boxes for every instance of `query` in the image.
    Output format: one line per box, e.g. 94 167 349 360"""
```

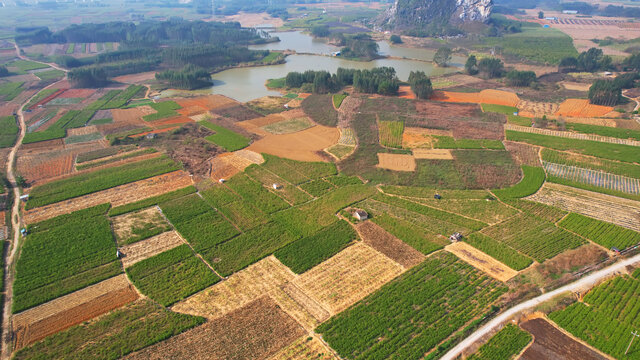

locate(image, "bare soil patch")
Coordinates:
556 99 616 118
113 72 157 84
120 231 184 268
446 241 518 282
504 141 541 167
210 150 263 181
413 148 454 160
520 318 607 360
247 125 339 162
523 244 608 288
433 89 520 107
293 242 404 315
377 153 416 171
355 221 425 268
402 127 452 149
221 12 285 27
13 275 137 350
17 152 74 185
67 125 99 136
237 114 286 135
269 335 337 360
564 117 617 127
560 81 592 92
518 100 559 118
126 296 305 360
397 85 416 99
23 170 193 224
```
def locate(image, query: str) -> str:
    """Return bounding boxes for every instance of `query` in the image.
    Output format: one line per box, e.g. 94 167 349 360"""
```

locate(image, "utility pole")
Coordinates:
626 330 639 355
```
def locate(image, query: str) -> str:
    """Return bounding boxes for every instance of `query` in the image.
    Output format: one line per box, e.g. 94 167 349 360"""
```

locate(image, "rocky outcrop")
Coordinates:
381 0 493 32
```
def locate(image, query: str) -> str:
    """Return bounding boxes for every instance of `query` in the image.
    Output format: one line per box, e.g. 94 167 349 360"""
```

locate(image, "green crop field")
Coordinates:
506 130 640 163
102 85 145 109
200 184 268 231
507 114 532 127
0 81 24 101
126 245 220 306
26 155 179 209
541 149 640 179
22 88 57 109
434 136 505 150
502 199 567 223
333 93 347 108
109 185 196 216
225 174 289 214
34 69 65 81
244 164 312 205
326 174 363 187
317 252 507 360
299 179 335 197
467 324 532 360
481 212 584 262
23 108 99 144
0 116 18 148
76 148 157 170
558 213 640 250
66 43 75 54
378 120 404 148
9 59 49 72
14 300 204 360
493 165 545 199
370 212 446 254
199 121 250 151
465 233 533 271
550 275 640 359
76 146 134 163
143 100 181 121
274 220 356 274
112 209 171 246
261 154 337 185
410 196 518 224
379 186 490 199
565 123 640 141
481 104 518 115
14 204 121 312
86 90 120 110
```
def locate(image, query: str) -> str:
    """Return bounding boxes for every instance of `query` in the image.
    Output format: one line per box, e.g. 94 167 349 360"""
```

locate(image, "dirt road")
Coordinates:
441 251 640 360
1 45 68 360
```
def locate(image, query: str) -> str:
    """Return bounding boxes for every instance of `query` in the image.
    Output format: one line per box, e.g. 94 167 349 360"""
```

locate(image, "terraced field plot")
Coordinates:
544 161 640 195
111 207 172 245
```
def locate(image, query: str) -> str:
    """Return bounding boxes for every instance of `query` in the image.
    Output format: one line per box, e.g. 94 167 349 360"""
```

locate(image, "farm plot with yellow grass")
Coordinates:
376 153 416 171
445 241 518 282
247 125 340 162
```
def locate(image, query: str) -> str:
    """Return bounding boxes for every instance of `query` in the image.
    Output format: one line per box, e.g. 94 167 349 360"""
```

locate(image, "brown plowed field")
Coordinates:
355 221 425 268
67 125 99 136
520 318 607 360
20 139 64 151
12 275 137 350
172 256 295 319
120 231 183 268
126 296 306 360
111 106 154 124
174 95 238 112
413 148 454 160
210 151 261 181
269 336 337 360
377 153 416 171
23 170 193 224
247 125 339 162
17 153 74 184
504 141 541 166
113 72 157 84
446 242 518 282
238 114 286 135
433 89 520 107
293 243 404 315
561 82 592 92
555 99 615 118
57 89 95 98
149 115 193 128
414 101 479 120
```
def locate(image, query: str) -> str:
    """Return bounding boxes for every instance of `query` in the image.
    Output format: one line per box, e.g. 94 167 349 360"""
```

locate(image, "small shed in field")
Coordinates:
353 209 368 221
449 232 463 242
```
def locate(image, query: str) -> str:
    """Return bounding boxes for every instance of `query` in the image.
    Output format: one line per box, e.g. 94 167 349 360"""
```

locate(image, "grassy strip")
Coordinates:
0 82 24 101
506 130 640 163
547 175 640 202
27 155 179 209
541 148 640 179
467 324 532 360
34 69 65 81
126 245 220 306
507 114 532 127
558 212 640 250
102 85 145 109
0 116 18 148
143 101 181 121
13 204 121 312
465 233 533 271
493 165 545 199
566 122 640 141
434 136 505 150
76 148 157 170
333 93 347 108
108 186 196 216
22 88 56 109
66 43 75 54
10 59 49 71
371 213 445 255
199 121 250 151
481 104 518 115
14 300 204 360
274 220 356 274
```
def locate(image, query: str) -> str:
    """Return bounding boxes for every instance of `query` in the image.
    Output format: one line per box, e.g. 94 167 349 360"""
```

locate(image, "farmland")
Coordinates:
199 121 250 151
378 120 404 148
467 324 532 360
317 252 506 359
558 213 640 250
465 233 533 271
544 161 640 196
0 115 18 148
541 149 640 179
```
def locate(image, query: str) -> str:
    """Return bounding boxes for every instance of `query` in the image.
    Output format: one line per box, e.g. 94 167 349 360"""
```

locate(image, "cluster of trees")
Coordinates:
354 67 399 95
340 34 379 61
0 66 9 77
487 16 523 37
559 48 612 73
589 79 621 106
505 70 537 87
283 67 399 95
155 65 212 90
465 56 506 79
408 71 433 99
433 47 452 67
68 68 108 88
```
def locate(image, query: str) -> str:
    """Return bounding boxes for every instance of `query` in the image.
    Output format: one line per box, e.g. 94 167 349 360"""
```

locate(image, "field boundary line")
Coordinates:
505 124 640 147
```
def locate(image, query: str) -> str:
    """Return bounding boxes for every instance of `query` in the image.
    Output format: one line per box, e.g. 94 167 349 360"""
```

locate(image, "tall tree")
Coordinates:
465 55 478 75
408 71 433 99
589 80 621 106
434 47 452 67
478 58 504 78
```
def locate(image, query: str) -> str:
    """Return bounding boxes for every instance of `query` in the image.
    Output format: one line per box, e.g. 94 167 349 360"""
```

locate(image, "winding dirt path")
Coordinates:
1 45 68 360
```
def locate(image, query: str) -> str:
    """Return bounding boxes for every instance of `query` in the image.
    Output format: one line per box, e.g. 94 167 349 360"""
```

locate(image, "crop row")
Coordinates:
379 186 491 199
108 185 195 216
541 149 640 179
0 81 24 101
317 252 507 360
261 153 337 185
14 204 120 312
274 220 356 274
467 324 532 360
126 244 220 306
0 116 18 148
224 173 289 214
558 213 640 250
76 145 135 163
199 121 250 151
76 148 157 170
369 212 445 255
502 199 567 222
465 233 533 271
299 179 335 197
434 136 505 150
143 101 181 121
200 184 268 231
102 85 145 109
544 161 640 195
86 90 120 110
26 155 180 209
378 120 404 148
565 122 640 141
244 164 312 205
492 165 545 199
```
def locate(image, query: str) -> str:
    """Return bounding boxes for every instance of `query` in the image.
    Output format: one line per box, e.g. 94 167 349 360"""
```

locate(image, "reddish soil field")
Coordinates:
17 153 74 184
520 318 606 360
414 100 480 120
433 89 520 107
211 104 262 121
131 126 180 138
29 89 66 110
355 221 425 268
555 99 615 118
125 296 305 360
397 86 416 99
504 141 541 167
20 139 65 151
150 116 193 128
57 89 95 98
12 275 138 350
174 95 238 111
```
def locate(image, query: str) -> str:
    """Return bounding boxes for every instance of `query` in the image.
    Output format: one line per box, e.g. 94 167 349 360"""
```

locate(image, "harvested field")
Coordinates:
172 256 295 320
23 171 193 224
247 125 339 162
120 231 184 268
19 138 64 151
518 100 559 118
293 242 405 315
556 99 615 118
445 241 518 282
355 221 425 268
221 12 285 27
127 296 305 360
57 89 95 98
527 183 640 232
211 104 262 121
337 128 356 146
433 89 520 107
269 335 337 360
413 148 453 159
237 114 285 135
561 82 592 92
376 153 416 171
504 141 541 166
263 117 314 135
113 72 157 84
67 125 99 136
397 85 416 99
564 117 617 127
210 150 263 181
174 95 237 112
12 275 137 350
520 318 606 360
111 207 171 245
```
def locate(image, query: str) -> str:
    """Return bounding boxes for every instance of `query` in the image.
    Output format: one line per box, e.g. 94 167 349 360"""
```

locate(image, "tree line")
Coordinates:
155 65 212 90
284 67 399 95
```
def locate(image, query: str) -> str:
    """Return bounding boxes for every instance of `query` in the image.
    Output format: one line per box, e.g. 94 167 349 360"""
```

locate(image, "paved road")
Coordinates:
441 252 640 360
0 45 67 360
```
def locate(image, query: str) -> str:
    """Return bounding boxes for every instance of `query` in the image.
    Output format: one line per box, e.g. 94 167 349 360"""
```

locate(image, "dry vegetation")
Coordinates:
355 221 425 268
446 242 519 282
120 231 184 268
